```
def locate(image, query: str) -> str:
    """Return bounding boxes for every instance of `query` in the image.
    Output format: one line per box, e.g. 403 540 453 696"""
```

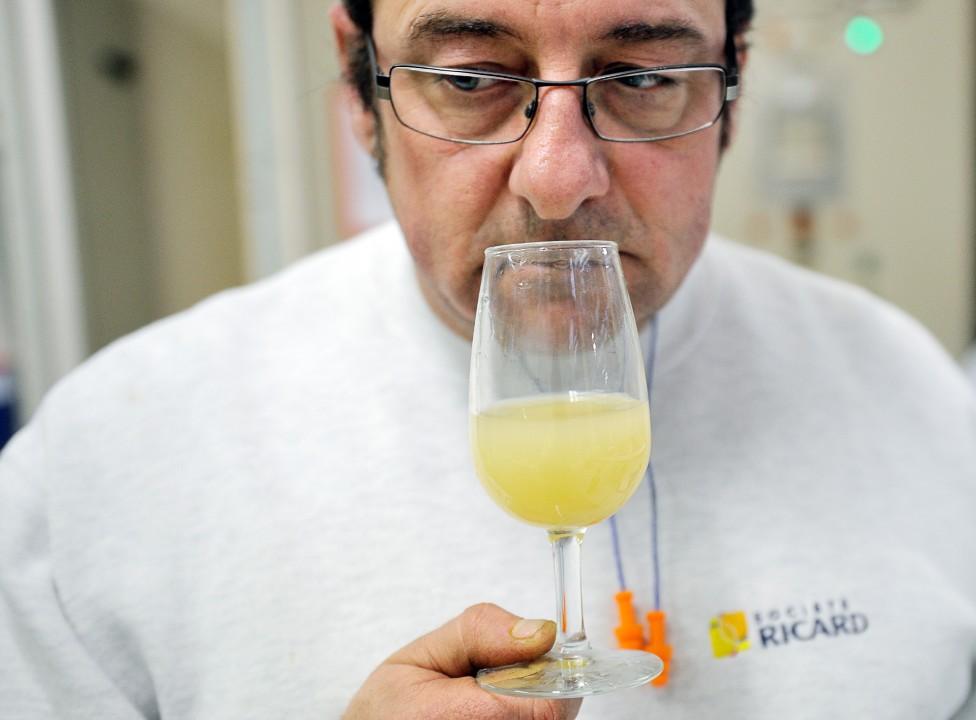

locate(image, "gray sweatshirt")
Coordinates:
2 223 975 718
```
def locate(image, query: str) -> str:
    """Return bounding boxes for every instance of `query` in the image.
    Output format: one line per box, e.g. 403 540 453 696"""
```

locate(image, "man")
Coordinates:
2 0 975 718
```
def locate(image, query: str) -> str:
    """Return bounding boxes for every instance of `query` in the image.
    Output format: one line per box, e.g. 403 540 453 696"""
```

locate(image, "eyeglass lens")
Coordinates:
387 67 726 144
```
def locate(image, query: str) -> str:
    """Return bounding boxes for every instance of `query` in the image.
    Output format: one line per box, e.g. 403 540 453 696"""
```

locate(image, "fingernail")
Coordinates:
511 618 547 639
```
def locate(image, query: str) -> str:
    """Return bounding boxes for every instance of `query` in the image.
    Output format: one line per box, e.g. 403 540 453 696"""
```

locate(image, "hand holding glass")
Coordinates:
469 241 662 697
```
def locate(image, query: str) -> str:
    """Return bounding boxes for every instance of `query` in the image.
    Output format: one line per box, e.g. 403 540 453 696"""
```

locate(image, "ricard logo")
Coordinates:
711 598 869 659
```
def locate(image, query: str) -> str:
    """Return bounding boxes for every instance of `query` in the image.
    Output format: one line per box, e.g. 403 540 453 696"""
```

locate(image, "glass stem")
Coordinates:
548 528 589 656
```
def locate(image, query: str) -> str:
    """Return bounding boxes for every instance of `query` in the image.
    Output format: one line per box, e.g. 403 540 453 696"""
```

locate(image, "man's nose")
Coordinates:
508 87 610 220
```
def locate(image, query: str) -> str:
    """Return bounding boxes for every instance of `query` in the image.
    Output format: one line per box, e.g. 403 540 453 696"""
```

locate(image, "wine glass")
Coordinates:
469 240 662 697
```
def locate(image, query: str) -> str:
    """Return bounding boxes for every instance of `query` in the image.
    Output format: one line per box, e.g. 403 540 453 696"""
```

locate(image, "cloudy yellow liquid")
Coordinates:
471 393 650 529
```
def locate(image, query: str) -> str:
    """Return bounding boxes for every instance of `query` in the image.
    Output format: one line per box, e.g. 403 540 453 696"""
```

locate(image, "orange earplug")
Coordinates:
613 590 645 650
645 610 672 687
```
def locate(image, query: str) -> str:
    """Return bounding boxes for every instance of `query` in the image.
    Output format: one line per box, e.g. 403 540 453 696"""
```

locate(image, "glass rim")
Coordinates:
483 240 618 256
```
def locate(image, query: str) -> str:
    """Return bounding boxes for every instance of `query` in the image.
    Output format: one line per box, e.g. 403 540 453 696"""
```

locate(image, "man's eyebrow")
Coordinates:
407 11 522 43
602 21 707 45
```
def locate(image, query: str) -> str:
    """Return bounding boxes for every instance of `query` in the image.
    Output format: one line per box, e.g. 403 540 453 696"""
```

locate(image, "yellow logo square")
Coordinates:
710 611 751 658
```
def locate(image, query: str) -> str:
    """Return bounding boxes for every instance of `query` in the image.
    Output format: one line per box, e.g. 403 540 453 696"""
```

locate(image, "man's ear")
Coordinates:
723 34 750 147
329 2 378 155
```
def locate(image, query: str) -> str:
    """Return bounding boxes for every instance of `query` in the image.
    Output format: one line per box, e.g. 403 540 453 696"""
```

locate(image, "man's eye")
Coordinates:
444 74 498 92
617 73 670 90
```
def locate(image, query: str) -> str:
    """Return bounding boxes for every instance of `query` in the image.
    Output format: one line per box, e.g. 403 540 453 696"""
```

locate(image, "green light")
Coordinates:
845 16 884 56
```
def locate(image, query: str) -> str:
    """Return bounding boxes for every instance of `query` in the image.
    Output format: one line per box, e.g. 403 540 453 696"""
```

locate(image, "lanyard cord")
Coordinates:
648 456 662 611
607 315 672 686
608 314 660 605
646 317 661 611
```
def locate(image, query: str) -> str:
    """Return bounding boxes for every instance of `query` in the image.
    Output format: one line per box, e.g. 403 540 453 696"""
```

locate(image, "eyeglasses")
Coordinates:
367 38 739 145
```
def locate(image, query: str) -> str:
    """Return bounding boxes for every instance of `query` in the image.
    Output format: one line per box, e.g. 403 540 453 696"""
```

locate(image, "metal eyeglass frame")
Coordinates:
366 31 740 145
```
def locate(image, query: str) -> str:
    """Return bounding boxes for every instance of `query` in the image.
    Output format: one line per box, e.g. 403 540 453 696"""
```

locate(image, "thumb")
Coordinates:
387 603 556 677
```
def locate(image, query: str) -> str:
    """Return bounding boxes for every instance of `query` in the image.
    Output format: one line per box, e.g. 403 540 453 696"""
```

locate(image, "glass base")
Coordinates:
476 648 663 698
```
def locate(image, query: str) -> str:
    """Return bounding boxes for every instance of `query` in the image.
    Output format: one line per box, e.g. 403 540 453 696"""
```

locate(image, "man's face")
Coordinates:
344 0 730 337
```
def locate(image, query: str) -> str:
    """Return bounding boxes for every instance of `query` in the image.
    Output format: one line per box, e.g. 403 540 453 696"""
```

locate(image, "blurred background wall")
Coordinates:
712 0 975 358
0 0 973 438
57 0 243 348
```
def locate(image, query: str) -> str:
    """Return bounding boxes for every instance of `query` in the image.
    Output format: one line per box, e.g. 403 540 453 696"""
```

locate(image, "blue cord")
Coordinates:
609 514 627 590
609 315 660 608
648 459 661 611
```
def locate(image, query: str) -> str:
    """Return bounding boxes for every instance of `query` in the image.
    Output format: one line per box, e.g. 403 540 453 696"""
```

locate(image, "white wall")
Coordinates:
226 0 348 282
58 0 243 347
137 1 243 316
58 0 157 351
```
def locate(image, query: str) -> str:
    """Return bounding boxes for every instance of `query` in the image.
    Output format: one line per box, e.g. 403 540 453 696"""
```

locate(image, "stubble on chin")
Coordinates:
408 199 710 340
